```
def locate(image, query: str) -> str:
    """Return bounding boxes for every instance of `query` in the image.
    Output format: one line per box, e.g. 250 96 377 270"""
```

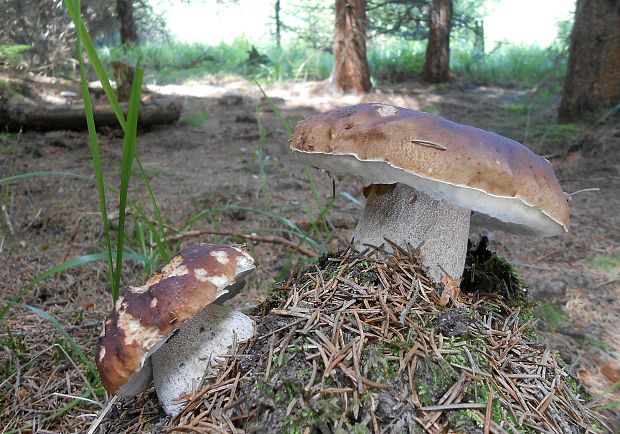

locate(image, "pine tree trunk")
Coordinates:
473 19 485 61
117 0 138 45
275 0 282 48
333 0 372 94
558 0 620 121
422 0 452 83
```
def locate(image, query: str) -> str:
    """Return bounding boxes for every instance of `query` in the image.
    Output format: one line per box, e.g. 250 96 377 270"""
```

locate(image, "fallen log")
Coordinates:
0 96 183 132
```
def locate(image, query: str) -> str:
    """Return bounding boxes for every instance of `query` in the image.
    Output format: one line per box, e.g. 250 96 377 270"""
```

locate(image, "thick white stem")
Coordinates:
151 304 254 415
352 183 470 284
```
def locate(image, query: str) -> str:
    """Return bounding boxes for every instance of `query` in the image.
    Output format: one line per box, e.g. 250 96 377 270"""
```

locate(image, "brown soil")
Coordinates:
1 71 619 432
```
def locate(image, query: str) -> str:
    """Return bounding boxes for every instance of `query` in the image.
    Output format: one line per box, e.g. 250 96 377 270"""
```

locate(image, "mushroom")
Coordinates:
290 103 569 283
96 243 255 415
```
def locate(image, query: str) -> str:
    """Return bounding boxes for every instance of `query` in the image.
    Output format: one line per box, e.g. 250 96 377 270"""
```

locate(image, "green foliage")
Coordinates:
452 44 566 85
367 0 490 40
0 44 31 65
98 34 569 88
534 302 569 332
462 238 527 304
181 110 210 127
586 251 620 273
100 38 333 84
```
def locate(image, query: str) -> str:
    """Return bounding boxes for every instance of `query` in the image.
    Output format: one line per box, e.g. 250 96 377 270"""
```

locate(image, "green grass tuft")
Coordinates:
586 251 620 273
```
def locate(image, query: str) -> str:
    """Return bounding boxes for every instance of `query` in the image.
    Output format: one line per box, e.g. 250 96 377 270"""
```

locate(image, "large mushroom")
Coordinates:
290 103 569 283
96 243 255 415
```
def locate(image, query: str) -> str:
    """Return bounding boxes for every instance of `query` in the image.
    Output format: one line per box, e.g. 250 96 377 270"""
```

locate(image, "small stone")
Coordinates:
529 278 568 300
218 92 243 106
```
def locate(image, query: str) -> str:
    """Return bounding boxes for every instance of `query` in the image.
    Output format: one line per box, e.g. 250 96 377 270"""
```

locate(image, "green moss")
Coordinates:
482 303 502 314
499 102 529 114
446 409 482 431
415 358 455 407
443 348 467 366
280 395 342 433
282 379 302 398
586 251 620 273
180 110 210 127
344 259 379 285
534 302 569 332
462 238 527 305
255 381 276 399
361 343 399 382
485 253 525 288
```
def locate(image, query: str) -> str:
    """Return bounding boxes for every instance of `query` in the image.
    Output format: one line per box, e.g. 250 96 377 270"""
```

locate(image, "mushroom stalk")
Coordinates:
151 303 254 416
352 183 470 283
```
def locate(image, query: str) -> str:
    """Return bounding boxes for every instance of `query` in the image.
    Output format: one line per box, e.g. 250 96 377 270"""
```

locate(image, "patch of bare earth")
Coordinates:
1 72 618 432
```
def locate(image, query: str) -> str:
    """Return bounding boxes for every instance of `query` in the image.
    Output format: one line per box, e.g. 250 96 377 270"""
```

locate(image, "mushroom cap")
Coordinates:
95 244 255 396
290 103 569 236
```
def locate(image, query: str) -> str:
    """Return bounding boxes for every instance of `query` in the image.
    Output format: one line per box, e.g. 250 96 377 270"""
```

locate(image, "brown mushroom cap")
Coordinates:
290 103 569 236
95 244 255 396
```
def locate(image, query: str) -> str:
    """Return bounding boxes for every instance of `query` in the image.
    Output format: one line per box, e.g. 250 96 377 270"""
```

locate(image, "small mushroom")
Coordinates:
290 103 569 284
96 244 255 415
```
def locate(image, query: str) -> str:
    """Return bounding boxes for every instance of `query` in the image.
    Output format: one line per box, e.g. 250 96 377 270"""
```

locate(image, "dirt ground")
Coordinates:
1 72 619 432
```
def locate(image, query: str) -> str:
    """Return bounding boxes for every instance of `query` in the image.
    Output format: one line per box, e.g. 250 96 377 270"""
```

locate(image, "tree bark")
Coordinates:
275 0 282 48
112 61 135 102
558 0 620 121
333 0 372 94
0 97 183 132
117 0 138 45
473 19 485 61
422 0 452 83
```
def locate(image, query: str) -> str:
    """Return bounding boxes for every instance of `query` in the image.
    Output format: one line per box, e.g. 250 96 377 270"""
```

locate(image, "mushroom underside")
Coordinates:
151 303 254 416
353 183 470 284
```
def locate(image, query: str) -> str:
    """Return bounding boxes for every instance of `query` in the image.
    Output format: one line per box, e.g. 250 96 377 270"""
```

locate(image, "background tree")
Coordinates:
366 0 428 39
422 0 452 82
274 0 282 47
333 0 372 94
558 0 620 120
0 0 165 72
117 0 138 45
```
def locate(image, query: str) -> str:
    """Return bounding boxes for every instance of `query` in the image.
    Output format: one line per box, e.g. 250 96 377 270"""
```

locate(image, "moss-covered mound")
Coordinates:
168 245 605 434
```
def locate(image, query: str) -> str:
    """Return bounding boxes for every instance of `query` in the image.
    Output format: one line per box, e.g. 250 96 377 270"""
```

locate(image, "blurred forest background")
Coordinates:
0 0 619 432
1 0 618 118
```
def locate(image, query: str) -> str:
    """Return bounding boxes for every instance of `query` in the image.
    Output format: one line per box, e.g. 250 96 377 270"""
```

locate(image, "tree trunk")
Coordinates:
558 0 620 121
422 0 452 83
0 97 183 132
116 0 138 45
333 0 372 94
275 0 282 48
112 61 135 102
473 19 485 62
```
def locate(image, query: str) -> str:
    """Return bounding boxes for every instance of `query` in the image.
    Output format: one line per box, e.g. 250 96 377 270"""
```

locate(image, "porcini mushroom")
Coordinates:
290 103 569 283
96 244 255 415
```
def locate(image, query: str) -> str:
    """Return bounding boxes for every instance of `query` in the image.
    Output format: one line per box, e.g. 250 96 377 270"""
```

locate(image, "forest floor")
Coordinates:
1 70 619 432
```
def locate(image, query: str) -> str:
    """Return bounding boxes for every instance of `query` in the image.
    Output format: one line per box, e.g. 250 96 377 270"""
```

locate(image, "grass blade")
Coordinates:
63 0 126 130
4 391 93 434
78 48 115 294
0 171 93 185
253 80 325 210
254 79 292 135
24 252 146 291
338 191 364 208
134 154 169 263
113 63 144 300
12 302 94 374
